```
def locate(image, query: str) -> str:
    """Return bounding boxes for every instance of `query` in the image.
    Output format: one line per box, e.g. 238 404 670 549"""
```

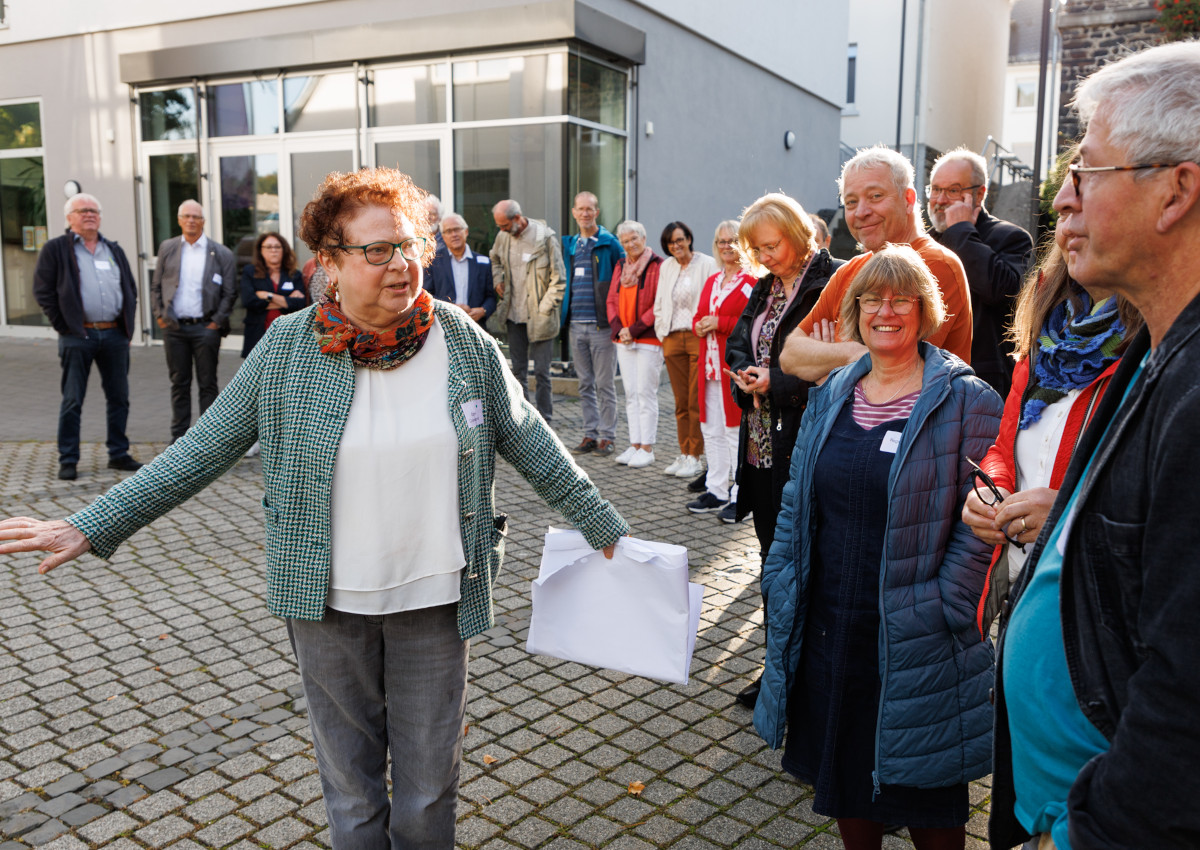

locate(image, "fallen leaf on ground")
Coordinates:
482 754 498 765
628 781 645 795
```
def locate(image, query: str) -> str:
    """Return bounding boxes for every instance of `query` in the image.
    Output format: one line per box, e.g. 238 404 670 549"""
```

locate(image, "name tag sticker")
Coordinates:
94 260 112 271
462 399 484 428
522 253 532 262
477 256 490 265
741 282 754 298
212 273 223 285
281 281 294 291
880 430 902 454
574 266 586 277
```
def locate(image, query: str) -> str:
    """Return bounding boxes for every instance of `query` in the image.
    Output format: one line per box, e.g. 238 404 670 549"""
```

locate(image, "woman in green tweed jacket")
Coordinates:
0 168 628 850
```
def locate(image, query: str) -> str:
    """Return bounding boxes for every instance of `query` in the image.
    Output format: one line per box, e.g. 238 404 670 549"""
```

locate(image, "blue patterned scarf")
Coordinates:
1020 290 1125 429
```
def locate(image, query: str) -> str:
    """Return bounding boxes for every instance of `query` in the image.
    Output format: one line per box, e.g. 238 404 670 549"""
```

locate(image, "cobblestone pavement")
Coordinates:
0 339 993 849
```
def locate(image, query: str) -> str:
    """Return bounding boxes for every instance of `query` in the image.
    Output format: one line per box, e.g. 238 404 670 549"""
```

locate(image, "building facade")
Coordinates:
0 0 846 344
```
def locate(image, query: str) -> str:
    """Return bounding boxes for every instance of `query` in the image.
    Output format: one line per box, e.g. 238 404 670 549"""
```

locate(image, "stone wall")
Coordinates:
1056 0 1163 146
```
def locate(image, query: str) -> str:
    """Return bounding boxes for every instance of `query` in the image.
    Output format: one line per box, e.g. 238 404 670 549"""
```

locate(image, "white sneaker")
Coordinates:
663 454 685 475
628 448 656 468
675 455 702 478
614 446 637 464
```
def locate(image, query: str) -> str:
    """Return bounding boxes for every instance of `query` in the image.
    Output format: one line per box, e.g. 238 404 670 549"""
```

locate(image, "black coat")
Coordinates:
33 230 138 339
932 209 1033 396
725 248 841 521
240 265 307 356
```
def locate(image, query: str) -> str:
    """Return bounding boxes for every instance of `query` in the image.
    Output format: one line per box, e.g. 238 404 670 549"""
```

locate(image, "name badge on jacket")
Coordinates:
211 273 223 286
462 399 484 428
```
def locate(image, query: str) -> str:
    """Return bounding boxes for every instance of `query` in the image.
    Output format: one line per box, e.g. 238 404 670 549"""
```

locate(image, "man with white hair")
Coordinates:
424 194 445 253
927 147 1033 396
779 145 973 382
490 199 566 422
150 199 236 443
33 193 142 480
989 41 1200 850
425 212 495 324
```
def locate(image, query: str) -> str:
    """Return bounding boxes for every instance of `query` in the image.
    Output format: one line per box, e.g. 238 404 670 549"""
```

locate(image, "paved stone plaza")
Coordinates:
0 338 993 849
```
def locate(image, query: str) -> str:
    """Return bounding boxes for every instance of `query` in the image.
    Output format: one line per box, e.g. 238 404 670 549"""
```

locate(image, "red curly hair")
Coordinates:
298 168 436 268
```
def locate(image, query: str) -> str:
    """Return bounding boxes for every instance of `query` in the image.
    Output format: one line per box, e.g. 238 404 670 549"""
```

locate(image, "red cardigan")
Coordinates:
606 254 662 343
692 270 754 426
974 353 1119 637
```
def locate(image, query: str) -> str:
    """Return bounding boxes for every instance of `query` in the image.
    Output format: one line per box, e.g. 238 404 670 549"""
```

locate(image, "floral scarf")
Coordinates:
312 287 437 371
1020 289 1125 429
620 248 654 288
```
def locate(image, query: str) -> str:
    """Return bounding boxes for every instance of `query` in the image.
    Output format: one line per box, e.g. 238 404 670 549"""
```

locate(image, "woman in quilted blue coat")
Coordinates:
0 168 628 850
754 245 1001 849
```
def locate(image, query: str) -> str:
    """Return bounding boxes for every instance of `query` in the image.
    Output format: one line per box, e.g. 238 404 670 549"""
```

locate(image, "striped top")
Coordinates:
851 382 921 429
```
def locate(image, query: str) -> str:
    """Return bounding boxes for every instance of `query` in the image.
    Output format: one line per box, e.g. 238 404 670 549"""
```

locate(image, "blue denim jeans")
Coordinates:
569 322 617 442
287 605 468 850
57 328 131 465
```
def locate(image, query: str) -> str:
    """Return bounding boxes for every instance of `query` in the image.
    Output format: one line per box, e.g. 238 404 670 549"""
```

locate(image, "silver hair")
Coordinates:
64 193 101 224
425 194 443 216
838 145 915 203
1074 40 1200 166
440 212 467 230
615 220 646 240
931 147 988 193
712 219 741 258
493 199 522 220
176 199 205 217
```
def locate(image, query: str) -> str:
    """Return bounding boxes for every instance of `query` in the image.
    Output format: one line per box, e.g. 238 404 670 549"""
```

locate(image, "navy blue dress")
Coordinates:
781 399 968 826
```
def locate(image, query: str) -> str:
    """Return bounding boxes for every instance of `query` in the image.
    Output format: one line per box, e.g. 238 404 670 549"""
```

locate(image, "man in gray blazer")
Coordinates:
150 200 237 441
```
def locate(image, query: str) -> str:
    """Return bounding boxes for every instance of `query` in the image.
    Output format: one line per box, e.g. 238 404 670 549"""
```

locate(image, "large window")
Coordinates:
0 101 47 327
133 47 630 342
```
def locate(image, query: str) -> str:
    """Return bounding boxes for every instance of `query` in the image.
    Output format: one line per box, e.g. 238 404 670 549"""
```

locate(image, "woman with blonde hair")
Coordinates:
724 191 841 708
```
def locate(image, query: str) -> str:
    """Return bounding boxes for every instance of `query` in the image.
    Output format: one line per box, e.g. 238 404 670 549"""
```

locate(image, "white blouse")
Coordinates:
1005 388 1081 581
328 319 465 614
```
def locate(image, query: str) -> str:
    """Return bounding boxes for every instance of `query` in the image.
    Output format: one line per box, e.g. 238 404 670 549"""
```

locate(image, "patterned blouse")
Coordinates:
746 276 788 468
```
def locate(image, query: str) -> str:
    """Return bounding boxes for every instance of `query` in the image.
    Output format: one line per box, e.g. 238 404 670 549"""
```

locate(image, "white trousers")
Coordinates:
615 342 663 446
700 378 740 501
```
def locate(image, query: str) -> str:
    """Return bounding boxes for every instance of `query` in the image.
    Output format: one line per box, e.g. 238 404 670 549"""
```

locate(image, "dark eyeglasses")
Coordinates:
1067 162 1182 201
336 237 426 265
966 457 1025 552
925 183 982 200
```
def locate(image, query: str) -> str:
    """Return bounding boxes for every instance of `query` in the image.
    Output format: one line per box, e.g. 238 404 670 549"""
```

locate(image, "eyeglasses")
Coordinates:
668 237 690 246
1067 162 1182 201
751 240 782 257
716 239 737 247
966 457 1025 551
857 294 917 315
70 207 100 216
179 214 204 221
336 238 427 265
925 184 982 200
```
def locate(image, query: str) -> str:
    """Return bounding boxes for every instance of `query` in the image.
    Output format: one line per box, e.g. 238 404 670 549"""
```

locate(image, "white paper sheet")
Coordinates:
526 528 703 684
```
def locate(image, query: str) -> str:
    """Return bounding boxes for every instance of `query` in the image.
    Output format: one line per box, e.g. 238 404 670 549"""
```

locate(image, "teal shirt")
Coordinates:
1003 357 1145 848
67 303 628 638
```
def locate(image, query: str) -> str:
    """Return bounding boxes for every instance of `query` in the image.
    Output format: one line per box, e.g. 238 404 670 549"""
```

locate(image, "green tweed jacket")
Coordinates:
67 302 629 640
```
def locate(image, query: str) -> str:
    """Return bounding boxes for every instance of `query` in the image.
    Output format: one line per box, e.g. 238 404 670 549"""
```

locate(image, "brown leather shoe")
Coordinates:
594 439 614 456
572 438 598 454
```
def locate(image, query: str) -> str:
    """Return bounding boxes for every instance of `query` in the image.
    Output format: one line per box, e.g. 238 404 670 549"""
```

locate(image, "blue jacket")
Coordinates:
425 248 497 321
561 226 624 328
754 342 1002 789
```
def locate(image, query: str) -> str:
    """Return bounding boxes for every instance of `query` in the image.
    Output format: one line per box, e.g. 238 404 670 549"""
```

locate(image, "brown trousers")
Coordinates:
662 330 703 457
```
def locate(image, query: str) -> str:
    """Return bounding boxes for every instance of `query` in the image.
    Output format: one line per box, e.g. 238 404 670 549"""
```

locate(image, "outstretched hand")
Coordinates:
0 517 91 574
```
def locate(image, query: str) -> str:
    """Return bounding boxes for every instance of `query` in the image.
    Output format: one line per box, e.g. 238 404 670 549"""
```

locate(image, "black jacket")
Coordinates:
991 292 1200 849
33 230 138 340
725 248 840 521
932 209 1033 397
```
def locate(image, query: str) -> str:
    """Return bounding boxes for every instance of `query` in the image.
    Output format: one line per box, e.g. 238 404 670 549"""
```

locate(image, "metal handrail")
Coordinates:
981 136 1033 187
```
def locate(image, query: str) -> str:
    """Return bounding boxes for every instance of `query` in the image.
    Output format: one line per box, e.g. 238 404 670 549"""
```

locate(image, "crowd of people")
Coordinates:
5 38 1199 850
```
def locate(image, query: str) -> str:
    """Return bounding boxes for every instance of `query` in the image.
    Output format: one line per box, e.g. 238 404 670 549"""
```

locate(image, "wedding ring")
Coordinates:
1019 517 1028 533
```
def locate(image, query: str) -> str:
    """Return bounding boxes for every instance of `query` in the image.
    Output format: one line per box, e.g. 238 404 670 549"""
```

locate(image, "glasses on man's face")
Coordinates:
966 457 1025 551
925 184 982 200
1067 162 1182 201
337 237 426 265
70 207 100 216
858 294 917 315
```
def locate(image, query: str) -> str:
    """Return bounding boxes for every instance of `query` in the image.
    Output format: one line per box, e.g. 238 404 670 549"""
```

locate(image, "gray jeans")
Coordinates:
287 605 468 849
506 320 554 422
570 321 617 441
